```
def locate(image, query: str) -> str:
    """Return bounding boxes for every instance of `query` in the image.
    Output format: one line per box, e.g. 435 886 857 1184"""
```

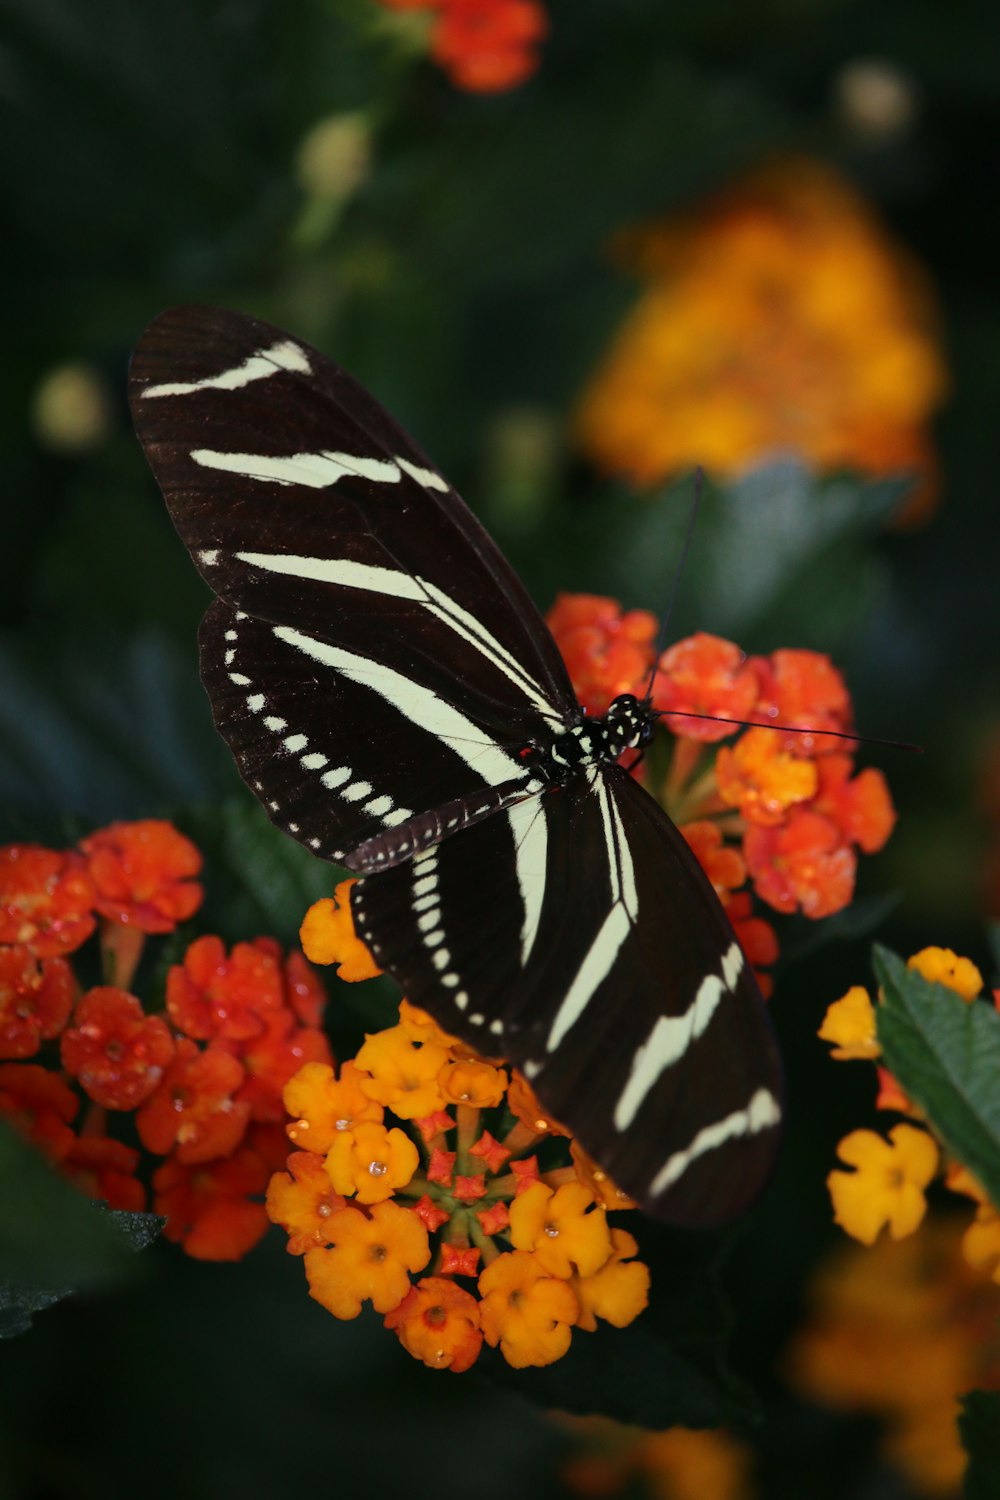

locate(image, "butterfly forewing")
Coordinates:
130 304 783 1225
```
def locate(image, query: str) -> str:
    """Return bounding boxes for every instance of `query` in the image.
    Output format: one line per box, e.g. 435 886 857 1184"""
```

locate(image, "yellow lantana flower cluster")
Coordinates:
819 947 1000 1281
788 1222 1000 1497
575 159 947 521
267 887 650 1372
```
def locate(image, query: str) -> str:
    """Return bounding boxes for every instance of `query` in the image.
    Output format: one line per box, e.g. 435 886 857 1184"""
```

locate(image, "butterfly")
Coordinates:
129 305 782 1225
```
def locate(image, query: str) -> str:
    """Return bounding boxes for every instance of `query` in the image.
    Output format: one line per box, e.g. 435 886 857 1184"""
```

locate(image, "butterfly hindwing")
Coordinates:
353 765 781 1223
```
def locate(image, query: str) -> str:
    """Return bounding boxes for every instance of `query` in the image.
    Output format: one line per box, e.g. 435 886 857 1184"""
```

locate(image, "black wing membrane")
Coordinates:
130 307 578 858
353 765 782 1225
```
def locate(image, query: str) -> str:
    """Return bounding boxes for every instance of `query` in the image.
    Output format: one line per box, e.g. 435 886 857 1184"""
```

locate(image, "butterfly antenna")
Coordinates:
657 711 923 755
640 466 704 709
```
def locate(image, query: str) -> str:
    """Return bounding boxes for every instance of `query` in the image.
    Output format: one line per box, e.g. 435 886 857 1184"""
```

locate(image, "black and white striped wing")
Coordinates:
130 307 577 862
353 765 782 1224
131 305 783 1225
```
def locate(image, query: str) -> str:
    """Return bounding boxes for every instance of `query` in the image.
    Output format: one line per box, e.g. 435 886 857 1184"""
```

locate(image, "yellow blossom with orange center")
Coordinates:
324 1119 419 1204
907 946 984 1000
283 1059 383 1154
574 160 947 521
828 1124 938 1245
478 1250 579 1368
264 1150 345 1253
509 1180 612 1279
438 1058 508 1109
384 1275 483 1372
716 727 818 827
299 880 381 981
354 1024 449 1118
818 986 880 1061
304 1200 430 1319
570 1228 650 1331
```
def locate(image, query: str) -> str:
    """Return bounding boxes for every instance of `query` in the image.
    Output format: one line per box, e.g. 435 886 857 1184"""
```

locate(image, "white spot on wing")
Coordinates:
272 626 523 788
650 1089 781 1197
547 905 631 1053
396 456 449 493
613 975 725 1131
722 942 744 990
321 766 351 790
190 449 401 489
141 340 311 398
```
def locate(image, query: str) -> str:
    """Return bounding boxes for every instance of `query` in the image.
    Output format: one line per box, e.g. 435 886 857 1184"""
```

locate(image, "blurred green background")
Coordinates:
1 1 999 1496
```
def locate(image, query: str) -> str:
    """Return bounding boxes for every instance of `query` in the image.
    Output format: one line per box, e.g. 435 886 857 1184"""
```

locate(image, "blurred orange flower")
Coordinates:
575 160 947 519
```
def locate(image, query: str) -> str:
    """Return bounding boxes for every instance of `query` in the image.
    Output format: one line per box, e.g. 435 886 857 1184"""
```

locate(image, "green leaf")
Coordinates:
961 1391 1000 1499
874 945 1000 1206
0 1125 162 1336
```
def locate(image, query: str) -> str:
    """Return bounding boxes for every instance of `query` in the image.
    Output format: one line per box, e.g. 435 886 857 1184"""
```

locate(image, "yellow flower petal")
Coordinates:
818 986 880 1060
304 1201 429 1319
299 881 381 981
907 947 983 1001
828 1125 938 1245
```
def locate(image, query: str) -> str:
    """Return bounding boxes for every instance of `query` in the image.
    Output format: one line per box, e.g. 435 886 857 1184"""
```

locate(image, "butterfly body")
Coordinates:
130 306 782 1225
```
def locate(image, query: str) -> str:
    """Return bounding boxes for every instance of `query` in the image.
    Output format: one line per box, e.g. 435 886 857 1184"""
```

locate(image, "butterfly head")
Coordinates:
605 693 657 752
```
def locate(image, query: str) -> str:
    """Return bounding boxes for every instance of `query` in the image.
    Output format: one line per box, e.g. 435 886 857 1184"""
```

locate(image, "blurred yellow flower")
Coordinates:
560 1418 753 1500
828 1124 938 1244
788 1223 999 1497
818 985 881 1060
907 946 984 1000
575 160 947 519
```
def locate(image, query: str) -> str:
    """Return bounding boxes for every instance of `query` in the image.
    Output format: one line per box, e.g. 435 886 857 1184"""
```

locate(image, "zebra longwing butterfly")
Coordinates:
129 306 782 1225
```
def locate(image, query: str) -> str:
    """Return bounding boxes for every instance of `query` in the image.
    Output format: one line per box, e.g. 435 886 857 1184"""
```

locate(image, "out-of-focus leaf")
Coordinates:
0 628 233 824
961 1391 1000 1499
179 797 335 945
537 464 907 651
0 1125 162 1336
403 55 786 287
875 945 1000 1206
779 891 902 965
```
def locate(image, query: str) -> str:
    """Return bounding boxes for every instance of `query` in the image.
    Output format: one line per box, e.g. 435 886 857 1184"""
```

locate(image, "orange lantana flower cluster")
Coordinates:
0 821 330 1260
378 0 547 93
820 946 1000 1283
268 940 649 1373
547 596 895 994
575 159 947 520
